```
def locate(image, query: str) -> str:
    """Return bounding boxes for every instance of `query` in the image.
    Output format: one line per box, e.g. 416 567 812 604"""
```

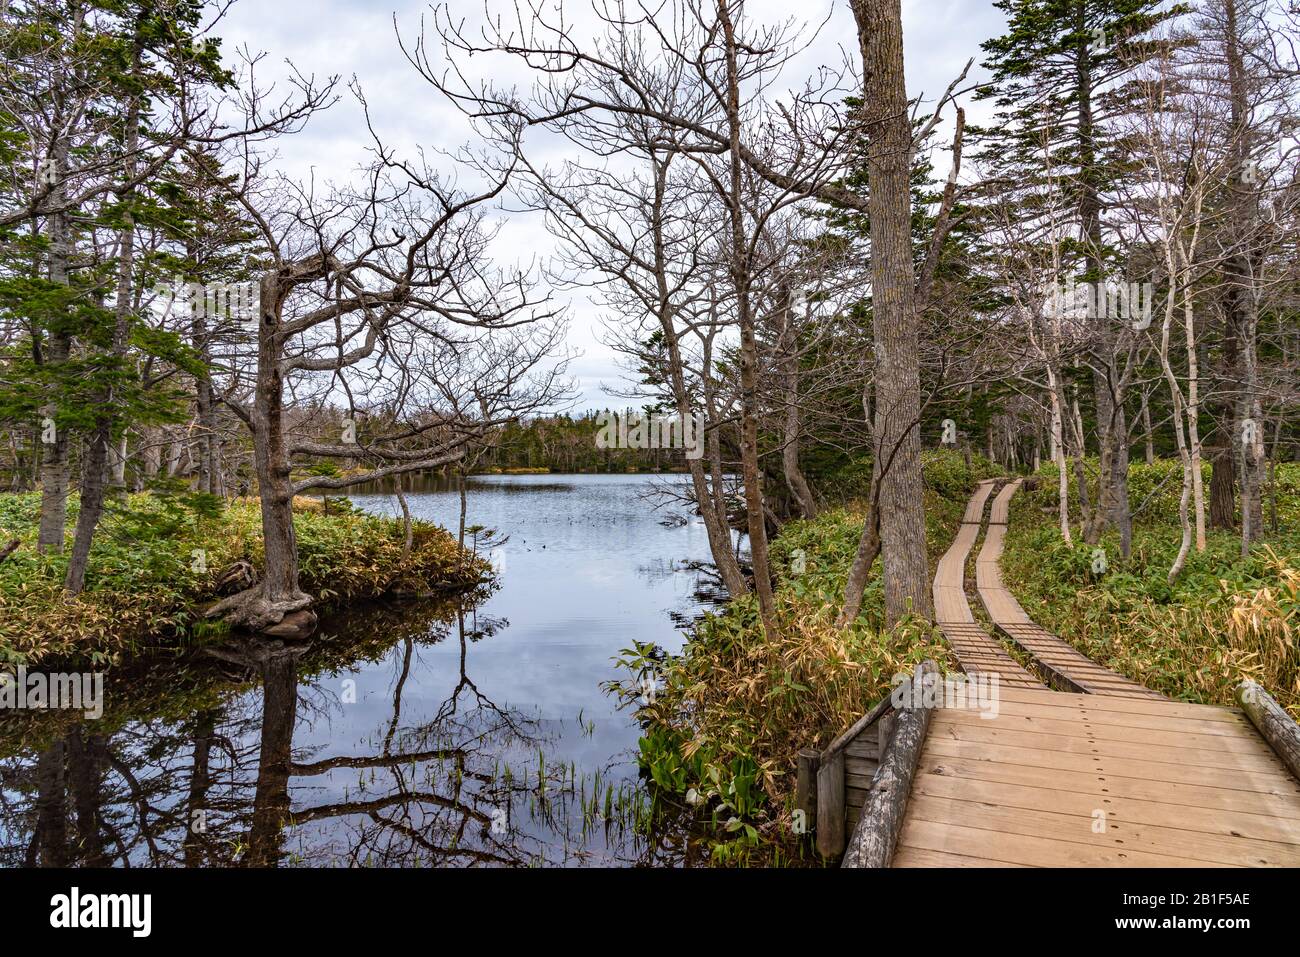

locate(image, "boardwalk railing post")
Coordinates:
876 713 895 769
816 749 845 859
796 748 820 839
1237 680 1300 782
842 660 938 868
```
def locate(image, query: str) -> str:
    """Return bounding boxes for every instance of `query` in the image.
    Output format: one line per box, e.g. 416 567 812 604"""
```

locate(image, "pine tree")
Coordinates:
973 0 1186 554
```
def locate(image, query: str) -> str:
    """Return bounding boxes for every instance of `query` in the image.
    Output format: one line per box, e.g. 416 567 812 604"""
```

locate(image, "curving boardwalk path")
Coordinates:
975 481 1161 699
932 479 1044 689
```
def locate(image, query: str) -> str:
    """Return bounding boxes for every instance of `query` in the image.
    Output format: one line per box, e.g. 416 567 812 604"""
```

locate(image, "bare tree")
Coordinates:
200 95 563 635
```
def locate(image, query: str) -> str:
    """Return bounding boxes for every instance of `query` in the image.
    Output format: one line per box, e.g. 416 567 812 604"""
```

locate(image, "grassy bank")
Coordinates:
1002 460 1299 718
616 450 1001 862
0 492 490 669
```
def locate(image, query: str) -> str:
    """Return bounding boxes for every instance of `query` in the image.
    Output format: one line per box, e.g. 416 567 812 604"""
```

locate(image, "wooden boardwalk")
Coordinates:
803 478 1300 867
892 682 1300 867
975 481 1160 699
933 478 1044 690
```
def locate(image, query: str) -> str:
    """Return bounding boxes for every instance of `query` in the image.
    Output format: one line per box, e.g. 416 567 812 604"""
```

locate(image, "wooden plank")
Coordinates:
846 754 879 778
795 748 819 828
915 752 1300 818
1238 680 1300 783
877 712 895 762
905 793 1300 867
847 769 878 790
928 716 1290 774
893 844 1029 867
845 738 879 761
911 772 1300 845
923 736 1298 795
987 480 1020 524
975 699 1253 737
961 480 997 524
821 695 893 761
968 484 1165 701
933 707 1271 755
816 750 845 858
845 786 870 828
897 817 1235 868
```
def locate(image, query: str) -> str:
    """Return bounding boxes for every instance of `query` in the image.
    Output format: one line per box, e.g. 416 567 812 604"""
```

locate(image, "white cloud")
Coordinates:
216 0 1007 413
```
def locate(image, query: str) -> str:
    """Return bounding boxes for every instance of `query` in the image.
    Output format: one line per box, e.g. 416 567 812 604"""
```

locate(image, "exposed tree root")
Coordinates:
205 584 316 637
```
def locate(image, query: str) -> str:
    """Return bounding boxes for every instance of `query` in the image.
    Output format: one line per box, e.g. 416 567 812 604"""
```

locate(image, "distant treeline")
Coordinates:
480 411 693 472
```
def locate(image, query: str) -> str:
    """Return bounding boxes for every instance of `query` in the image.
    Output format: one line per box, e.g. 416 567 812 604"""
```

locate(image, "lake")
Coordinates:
0 474 727 867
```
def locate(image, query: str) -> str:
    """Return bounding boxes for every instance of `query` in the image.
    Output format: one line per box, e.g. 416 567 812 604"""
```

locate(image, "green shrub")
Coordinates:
0 492 488 668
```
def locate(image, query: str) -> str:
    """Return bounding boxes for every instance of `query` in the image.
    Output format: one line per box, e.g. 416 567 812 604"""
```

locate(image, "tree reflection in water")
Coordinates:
0 596 700 867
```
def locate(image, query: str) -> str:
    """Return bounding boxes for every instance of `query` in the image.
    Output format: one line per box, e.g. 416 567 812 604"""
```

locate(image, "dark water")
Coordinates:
0 474 726 867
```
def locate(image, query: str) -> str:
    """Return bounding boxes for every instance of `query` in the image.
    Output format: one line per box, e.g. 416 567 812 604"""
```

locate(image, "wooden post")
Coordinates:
842 660 938 868
876 713 895 769
815 749 845 859
1238 680 1300 782
796 748 820 834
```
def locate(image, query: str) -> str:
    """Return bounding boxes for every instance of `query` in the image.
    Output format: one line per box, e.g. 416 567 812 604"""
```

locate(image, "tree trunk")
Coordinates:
37 137 72 555
1223 0 1265 556
193 292 221 496
838 467 882 627
1183 292 1207 551
720 4 777 637
1048 367 1073 545
780 289 817 520
245 650 300 866
1209 439 1236 528
65 433 111 594
1112 405 1133 559
65 727 107 867
650 159 747 596
1140 391 1155 465
207 275 313 634
1070 390 1091 515
252 284 307 611
184 709 218 868
66 34 144 596
1158 269 1194 584
32 740 68 867
851 0 932 626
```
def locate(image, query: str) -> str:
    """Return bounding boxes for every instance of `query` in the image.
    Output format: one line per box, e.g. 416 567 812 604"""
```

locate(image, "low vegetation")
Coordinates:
1003 460 1300 718
0 492 489 669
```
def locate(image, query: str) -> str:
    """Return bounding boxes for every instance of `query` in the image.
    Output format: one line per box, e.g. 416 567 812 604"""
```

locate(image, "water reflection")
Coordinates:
2 600 683 866
1 475 724 867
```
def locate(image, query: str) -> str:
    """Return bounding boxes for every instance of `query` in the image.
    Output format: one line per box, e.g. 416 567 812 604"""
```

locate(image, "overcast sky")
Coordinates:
216 0 1009 413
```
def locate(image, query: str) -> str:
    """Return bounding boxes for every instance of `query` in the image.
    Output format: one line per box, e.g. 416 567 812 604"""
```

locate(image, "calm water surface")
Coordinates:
0 474 724 866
